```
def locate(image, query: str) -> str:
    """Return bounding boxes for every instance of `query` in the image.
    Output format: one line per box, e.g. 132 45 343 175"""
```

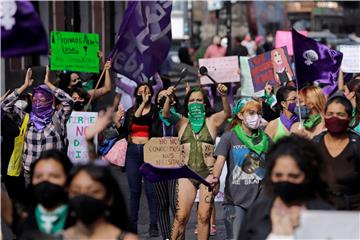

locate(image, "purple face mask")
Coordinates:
287 102 297 113
30 85 54 131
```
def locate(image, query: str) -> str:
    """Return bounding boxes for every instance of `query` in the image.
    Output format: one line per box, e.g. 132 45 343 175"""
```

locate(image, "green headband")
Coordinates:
232 97 254 115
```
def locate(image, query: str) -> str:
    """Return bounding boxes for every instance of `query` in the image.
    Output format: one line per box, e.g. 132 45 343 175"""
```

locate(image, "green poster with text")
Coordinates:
50 31 99 73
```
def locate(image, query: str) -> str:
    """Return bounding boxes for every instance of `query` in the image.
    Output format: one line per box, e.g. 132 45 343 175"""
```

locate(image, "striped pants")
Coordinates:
153 179 177 239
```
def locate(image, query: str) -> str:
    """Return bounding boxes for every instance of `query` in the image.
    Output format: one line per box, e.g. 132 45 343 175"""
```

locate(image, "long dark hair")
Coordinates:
127 82 155 133
154 88 180 113
274 86 297 112
264 135 328 199
67 163 130 232
183 87 214 117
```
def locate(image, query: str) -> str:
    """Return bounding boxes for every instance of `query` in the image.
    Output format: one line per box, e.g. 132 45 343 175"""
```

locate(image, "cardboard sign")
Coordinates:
199 56 240 85
275 30 308 55
67 111 98 164
50 31 99 73
248 47 294 92
338 45 360 73
144 137 183 167
239 56 264 97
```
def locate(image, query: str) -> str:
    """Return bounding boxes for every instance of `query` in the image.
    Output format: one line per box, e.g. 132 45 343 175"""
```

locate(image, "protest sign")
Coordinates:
67 112 98 164
275 30 308 55
199 56 240 85
338 45 360 73
248 46 294 92
50 31 99 73
239 56 264 97
144 137 183 167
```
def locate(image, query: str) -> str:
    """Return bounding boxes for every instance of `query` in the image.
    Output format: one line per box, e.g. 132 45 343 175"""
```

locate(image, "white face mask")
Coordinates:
244 114 261 130
15 100 28 110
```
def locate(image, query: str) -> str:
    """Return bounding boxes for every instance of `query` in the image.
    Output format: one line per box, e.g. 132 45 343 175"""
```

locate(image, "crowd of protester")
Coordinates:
1 31 360 240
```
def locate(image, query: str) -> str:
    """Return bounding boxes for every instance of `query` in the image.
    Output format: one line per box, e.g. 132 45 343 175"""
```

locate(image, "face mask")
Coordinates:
287 102 296 114
244 114 261 130
273 181 310 204
69 195 108 226
294 105 309 119
33 181 67 209
325 117 350 134
73 101 85 111
157 96 167 109
187 103 206 134
15 100 28 110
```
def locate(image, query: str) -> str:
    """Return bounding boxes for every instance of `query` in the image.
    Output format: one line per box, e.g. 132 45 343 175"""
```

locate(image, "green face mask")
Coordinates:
188 103 206 134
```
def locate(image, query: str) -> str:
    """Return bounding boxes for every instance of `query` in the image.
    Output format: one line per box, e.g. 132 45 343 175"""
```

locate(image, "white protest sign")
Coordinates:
67 111 98 164
199 56 240 85
239 56 264 98
338 45 360 73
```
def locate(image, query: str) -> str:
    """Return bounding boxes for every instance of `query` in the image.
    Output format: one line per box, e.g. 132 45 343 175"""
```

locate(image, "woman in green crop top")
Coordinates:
265 86 299 142
163 85 231 240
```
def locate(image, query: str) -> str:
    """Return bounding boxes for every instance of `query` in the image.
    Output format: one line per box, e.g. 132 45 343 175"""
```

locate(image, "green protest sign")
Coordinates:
50 31 99 73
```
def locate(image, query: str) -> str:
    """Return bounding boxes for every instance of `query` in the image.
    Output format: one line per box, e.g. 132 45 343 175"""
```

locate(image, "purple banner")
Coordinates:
292 29 343 96
1 0 48 57
109 1 172 83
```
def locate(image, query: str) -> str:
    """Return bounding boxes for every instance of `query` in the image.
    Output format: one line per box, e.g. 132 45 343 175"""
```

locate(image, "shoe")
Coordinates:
149 224 160 237
210 224 217 236
194 227 198 235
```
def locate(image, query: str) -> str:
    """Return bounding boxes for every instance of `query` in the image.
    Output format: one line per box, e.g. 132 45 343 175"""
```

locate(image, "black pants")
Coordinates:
153 179 177 239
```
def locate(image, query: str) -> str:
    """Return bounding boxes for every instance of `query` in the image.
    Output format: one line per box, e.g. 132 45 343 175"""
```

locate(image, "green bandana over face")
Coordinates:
303 114 322 130
233 124 269 155
35 204 68 235
188 103 206 134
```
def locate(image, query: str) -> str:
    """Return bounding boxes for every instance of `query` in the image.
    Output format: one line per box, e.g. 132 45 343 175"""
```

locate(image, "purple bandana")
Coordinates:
280 113 299 131
139 163 211 188
30 85 54 131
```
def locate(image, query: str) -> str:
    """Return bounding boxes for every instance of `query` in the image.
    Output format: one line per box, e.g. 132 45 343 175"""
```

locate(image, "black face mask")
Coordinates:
69 195 108 226
73 101 85 111
157 96 166 109
136 95 143 104
33 181 67 209
272 181 311 204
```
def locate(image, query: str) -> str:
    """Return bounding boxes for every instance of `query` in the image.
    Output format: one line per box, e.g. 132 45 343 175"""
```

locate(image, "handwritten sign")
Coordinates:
249 47 293 92
199 56 240 85
275 30 308 55
50 31 99 73
144 137 183 167
338 45 360 73
239 56 264 97
66 112 98 164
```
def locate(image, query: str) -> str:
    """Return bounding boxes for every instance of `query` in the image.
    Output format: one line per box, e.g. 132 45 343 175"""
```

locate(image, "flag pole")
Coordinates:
85 66 107 111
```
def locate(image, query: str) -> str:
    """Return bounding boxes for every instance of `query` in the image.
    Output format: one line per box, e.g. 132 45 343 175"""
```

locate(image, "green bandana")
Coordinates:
232 97 253 115
233 124 269 155
303 114 322 130
35 204 68 235
188 103 206 134
262 92 276 107
159 107 179 127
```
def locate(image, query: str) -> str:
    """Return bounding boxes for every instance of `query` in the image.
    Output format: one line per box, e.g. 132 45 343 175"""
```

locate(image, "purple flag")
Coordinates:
109 1 172 83
139 163 211 188
292 29 343 95
1 1 48 57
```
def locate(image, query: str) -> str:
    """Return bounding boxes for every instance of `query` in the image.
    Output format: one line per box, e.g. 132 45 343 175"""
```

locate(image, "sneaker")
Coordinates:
194 227 198 235
210 224 217 236
149 224 160 237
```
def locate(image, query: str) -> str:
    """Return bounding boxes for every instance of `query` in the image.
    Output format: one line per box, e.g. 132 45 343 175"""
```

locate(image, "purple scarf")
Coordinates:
30 85 54 131
139 163 211 188
280 112 299 131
